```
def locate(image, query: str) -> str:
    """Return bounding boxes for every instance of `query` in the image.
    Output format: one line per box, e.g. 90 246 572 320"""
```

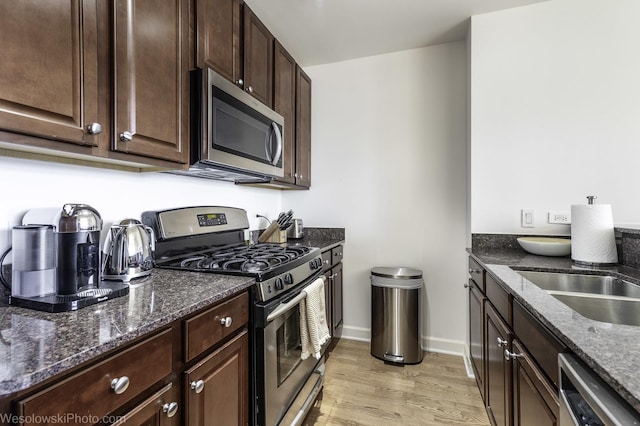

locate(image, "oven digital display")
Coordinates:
197 213 228 227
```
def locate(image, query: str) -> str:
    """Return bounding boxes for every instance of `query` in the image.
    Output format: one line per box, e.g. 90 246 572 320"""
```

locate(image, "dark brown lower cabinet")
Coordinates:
184 330 249 425
485 303 512 426
468 278 486 402
511 339 559 426
114 383 179 425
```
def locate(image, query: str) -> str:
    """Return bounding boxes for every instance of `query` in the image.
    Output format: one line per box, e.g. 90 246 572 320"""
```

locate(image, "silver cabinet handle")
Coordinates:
235 78 243 86
220 316 233 328
294 173 299 178
162 402 178 417
335 252 343 256
87 122 103 134
504 349 524 360
110 376 130 394
324 259 330 265
246 86 253 93
497 337 508 347
191 379 205 394
463 283 469 288
119 131 133 142
469 268 481 274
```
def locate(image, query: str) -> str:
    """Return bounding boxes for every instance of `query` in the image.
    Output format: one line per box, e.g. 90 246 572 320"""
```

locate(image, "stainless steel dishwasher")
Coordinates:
559 353 640 425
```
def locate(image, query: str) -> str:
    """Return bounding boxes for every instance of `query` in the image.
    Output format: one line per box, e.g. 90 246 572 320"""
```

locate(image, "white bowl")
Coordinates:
517 237 571 257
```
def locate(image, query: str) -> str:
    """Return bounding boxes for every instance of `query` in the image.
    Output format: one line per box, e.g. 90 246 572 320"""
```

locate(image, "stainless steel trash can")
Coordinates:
370 267 424 364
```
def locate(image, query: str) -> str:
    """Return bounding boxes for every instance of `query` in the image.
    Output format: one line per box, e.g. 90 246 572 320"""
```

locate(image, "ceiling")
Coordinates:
244 0 548 67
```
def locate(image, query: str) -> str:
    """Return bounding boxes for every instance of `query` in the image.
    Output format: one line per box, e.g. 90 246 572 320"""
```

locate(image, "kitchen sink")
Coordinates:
517 271 640 326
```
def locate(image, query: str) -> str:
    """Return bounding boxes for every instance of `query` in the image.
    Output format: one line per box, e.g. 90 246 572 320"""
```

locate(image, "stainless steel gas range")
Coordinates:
141 206 327 426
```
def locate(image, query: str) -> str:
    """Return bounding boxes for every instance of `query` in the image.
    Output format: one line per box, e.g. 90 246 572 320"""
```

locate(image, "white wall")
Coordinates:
0 157 282 250
470 0 640 235
283 42 468 354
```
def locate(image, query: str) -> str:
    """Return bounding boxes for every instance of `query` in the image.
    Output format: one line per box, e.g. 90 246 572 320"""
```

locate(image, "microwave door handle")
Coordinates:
265 131 273 163
271 122 283 165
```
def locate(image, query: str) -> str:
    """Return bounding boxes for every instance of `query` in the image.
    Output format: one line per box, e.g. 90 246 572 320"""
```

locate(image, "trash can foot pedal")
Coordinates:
383 353 405 363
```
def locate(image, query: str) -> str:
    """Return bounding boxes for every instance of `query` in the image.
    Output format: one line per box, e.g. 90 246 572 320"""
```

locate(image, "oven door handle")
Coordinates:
267 290 307 322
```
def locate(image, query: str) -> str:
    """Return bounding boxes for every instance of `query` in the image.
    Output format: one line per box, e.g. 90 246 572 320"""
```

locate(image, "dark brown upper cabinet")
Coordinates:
0 1 102 147
295 66 312 188
195 0 243 84
112 0 189 164
242 5 274 107
273 41 297 184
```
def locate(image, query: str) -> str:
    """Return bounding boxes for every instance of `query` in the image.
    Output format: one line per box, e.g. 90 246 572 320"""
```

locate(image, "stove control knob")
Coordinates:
284 273 294 285
314 258 323 269
309 260 317 270
275 278 284 290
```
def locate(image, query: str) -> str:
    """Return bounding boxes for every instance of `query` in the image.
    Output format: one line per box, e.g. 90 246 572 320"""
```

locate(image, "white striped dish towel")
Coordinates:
300 276 331 360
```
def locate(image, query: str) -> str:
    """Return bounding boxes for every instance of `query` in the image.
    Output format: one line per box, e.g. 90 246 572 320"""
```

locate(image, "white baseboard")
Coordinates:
339 326 467 358
462 354 475 379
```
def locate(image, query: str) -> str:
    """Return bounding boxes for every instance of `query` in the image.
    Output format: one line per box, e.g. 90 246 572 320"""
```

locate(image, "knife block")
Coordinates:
258 222 287 243
265 230 287 243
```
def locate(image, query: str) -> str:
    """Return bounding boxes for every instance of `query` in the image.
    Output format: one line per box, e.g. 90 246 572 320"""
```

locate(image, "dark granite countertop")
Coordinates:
0 269 254 399
469 247 640 412
0 233 345 401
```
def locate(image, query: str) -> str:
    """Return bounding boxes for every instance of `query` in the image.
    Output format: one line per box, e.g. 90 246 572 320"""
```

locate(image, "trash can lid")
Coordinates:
371 267 422 279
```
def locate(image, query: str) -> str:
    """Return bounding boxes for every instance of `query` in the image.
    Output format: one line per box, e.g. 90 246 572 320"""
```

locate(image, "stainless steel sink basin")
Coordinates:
517 271 640 298
517 270 640 326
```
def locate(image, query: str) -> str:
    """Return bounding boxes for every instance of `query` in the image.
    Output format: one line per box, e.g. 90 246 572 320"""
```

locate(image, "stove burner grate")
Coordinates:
171 243 312 273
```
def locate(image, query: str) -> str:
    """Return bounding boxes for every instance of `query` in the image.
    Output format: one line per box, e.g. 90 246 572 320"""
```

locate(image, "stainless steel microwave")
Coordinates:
180 67 284 182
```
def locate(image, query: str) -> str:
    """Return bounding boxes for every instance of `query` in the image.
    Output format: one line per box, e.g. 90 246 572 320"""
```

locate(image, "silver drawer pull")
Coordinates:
504 349 524 360
110 376 130 394
497 337 508 347
87 122 103 134
120 131 133 142
469 268 481 274
163 402 179 417
191 379 205 394
220 316 233 328
246 85 253 93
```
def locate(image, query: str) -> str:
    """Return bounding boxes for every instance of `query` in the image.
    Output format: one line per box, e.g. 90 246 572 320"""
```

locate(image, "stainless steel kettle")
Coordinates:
102 219 155 282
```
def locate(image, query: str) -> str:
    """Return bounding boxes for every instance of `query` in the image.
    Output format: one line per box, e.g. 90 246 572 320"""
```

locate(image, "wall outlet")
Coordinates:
521 209 535 228
548 211 571 224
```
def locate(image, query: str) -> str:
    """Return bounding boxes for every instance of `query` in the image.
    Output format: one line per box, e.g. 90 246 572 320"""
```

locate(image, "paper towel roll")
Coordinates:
570 204 618 264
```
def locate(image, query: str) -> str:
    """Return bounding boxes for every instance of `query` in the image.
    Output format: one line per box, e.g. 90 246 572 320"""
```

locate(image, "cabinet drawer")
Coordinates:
486 272 510 324
468 257 485 292
332 245 344 265
184 291 249 362
17 328 174 426
513 299 567 388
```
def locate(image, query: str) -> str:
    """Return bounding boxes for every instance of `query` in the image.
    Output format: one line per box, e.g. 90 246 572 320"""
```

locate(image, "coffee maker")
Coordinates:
7 204 129 312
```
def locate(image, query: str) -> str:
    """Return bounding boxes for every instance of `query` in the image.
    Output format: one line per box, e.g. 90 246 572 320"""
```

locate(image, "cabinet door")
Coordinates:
113 383 180 425
243 5 273 106
331 263 343 337
469 278 486 402
295 66 312 188
512 339 559 426
113 0 189 163
485 303 512 426
0 0 101 146
196 0 242 85
273 40 297 184
185 330 249 426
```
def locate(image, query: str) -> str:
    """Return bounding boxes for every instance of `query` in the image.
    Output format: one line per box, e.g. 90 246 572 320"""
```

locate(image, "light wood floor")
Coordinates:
303 339 490 425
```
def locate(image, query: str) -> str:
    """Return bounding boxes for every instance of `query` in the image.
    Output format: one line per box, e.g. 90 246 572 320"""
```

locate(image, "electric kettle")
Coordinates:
102 219 155 282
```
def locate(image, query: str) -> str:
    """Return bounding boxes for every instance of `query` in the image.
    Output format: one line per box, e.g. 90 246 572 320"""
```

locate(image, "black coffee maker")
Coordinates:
56 203 102 294
8 203 129 312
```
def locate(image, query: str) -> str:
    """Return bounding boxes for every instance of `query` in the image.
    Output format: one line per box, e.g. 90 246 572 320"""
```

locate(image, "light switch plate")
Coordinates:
521 209 535 228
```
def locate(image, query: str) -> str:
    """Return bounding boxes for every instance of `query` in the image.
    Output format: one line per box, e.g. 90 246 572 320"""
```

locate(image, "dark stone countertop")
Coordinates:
469 247 640 412
0 269 254 399
0 234 346 401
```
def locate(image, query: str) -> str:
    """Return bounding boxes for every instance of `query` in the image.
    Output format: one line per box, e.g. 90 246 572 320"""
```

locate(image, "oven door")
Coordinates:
254 274 327 426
